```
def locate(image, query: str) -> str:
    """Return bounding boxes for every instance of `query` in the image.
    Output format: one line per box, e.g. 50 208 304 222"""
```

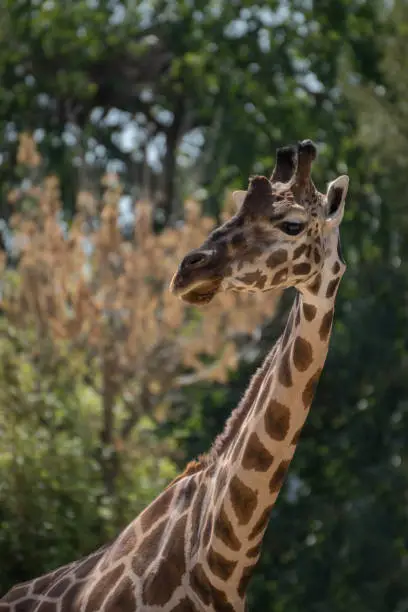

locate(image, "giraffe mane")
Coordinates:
168 345 279 487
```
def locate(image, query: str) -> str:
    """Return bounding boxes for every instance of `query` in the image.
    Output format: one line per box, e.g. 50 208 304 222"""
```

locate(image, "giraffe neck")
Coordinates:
196 232 346 604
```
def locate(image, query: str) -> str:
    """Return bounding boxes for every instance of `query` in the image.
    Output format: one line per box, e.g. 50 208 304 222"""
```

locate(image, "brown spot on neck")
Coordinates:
326 277 340 299
229 476 258 525
302 368 322 408
190 484 206 556
248 505 274 540
172 597 198 612
302 303 317 321
190 563 212 605
291 427 303 445
307 272 322 295
141 486 174 530
102 577 136 612
85 564 124 612
292 336 313 372
319 308 334 341
202 510 213 548
207 547 237 580
247 540 263 559
214 505 242 551
47 578 71 597
278 349 293 388
211 587 236 612
264 400 291 440
332 261 341 274
132 522 166 576
269 460 290 493
241 432 274 472
238 566 254 599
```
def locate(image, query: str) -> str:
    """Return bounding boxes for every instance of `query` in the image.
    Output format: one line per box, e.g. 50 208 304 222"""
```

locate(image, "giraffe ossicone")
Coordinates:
1 139 349 612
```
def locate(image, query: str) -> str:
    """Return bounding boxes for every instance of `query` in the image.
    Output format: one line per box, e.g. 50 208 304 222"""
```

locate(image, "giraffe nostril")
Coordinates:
182 250 213 271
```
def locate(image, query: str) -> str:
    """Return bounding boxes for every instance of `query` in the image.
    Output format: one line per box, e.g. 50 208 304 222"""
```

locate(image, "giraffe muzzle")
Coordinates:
170 247 224 305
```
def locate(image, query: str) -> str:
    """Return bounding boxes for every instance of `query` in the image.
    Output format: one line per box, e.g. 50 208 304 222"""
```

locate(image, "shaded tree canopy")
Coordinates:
0 0 382 221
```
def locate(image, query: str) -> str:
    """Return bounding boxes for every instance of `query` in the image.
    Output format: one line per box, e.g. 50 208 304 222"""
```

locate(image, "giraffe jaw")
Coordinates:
170 276 222 305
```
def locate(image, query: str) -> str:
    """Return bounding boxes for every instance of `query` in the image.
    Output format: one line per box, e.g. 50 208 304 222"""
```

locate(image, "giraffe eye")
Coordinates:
279 221 305 236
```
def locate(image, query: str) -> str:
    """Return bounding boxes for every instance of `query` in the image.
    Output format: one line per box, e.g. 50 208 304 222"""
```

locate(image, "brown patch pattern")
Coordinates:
207 547 237 580
190 484 206 556
326 277 340 299
314 248 321 264
293 263 311 276
85 565 124 612
103 576 136 612
177 478 197 508
172 598 198 612
247 541 263 559
47 578 71 597
271 267 288 285
28 601 53 612
278 349 293 388
237 271 267 289
248 505 273 540
319 308 334 341
307 273 322 294
238 566 254 598
202 511 213 548
141 486 174 531
302 303 317 321
231 232 246 248
332 261 341 274
264 400 291 441
269 460 291 493
241 433 273 472
143 515 187 606
3 586 31 603
108 528 138 566
293 336 313 372
214 467 228 499
190 563 211 605
267 246 288 268
295 305 301 326
291 427 302 445
214 505 241 551
62 582 84 610
212 587 236 612
293 244 308 259
302 368 322 408
132 521 166 576
229 476 258 525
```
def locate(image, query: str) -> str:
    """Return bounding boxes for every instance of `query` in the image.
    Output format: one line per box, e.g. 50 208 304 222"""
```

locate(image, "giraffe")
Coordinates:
0 139 349 612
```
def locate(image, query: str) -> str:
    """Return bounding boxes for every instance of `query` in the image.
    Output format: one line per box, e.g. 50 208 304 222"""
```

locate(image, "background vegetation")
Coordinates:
0 0 407 610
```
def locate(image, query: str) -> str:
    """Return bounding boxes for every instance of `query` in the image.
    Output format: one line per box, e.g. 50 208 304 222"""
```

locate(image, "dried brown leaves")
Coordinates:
2 134 279 402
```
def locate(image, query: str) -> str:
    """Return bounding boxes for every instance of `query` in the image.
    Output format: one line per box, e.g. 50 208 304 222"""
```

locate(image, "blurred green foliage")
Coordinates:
0 322 177 591
0 0 408 610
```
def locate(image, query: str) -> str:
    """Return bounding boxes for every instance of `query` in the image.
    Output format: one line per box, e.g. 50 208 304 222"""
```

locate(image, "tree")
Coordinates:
1 132 277 510
0 0 383 223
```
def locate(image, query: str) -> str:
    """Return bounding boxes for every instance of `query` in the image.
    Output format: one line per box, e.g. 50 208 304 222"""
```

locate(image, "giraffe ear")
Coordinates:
232 190 247 210
324 175 349 232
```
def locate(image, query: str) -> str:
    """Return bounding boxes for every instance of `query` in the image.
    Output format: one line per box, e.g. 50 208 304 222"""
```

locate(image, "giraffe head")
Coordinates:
170 140 349 305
